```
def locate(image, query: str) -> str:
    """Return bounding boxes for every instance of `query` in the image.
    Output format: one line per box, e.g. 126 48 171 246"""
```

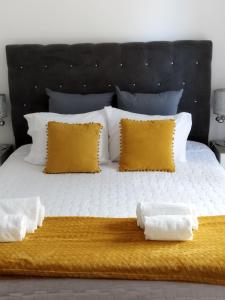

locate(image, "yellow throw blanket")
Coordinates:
0 216 225 285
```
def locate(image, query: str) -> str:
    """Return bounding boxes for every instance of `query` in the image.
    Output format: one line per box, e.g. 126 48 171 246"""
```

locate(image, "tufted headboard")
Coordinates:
6 41 212 147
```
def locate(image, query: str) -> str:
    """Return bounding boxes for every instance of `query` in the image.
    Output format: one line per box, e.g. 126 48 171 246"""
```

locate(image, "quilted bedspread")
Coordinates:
0 216 225 285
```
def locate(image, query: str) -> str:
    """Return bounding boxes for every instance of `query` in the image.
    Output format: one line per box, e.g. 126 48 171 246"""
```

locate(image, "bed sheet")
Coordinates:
0 141 225 218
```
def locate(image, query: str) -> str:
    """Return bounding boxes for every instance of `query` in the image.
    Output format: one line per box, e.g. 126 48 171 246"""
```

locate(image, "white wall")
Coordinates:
0 0 225 144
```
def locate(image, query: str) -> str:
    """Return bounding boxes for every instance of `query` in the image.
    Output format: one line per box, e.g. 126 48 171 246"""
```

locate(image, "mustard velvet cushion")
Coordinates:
119 119 175 172
45 122 102 174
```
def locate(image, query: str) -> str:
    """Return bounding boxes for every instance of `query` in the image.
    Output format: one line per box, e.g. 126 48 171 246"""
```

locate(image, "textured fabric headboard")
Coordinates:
6 41 212 147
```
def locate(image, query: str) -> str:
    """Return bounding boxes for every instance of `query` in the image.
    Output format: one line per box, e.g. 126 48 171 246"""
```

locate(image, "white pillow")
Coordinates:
24 109 109 165
104 106 192 162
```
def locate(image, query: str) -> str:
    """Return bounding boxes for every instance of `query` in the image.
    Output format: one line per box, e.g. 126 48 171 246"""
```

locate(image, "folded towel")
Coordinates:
0 197 45 233
137 202 198 230
0 214 27 242
144 215 193 241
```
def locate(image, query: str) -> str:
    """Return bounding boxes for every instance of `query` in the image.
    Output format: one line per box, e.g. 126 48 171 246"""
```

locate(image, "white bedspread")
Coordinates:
0 141 225 218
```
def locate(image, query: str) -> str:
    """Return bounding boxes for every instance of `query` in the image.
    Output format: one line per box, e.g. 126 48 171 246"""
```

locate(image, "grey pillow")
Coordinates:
115 86 183 115
47 88 114 114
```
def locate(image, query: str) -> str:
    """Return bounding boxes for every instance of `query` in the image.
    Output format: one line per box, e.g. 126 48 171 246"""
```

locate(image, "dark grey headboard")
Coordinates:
6 41 212 147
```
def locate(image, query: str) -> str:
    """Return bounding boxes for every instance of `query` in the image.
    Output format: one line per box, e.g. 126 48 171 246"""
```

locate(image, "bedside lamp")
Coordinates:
0 94 7 126
213 89 225 146
214 89 225 123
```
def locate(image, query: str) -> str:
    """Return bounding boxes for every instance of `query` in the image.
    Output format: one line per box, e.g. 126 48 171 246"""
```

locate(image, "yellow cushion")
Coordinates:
119 119 175 172
45 122 102 174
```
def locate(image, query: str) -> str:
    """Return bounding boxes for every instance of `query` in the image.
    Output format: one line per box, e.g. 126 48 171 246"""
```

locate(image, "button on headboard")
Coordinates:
6 41 212 147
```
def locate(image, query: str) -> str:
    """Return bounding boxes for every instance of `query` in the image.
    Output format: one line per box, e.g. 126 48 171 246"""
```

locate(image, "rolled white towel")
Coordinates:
0 197 45 233
144 215 193 241
136 202 198 230
0 214 27 242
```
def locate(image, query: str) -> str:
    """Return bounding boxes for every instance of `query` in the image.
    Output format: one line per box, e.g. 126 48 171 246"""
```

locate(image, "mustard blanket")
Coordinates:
0 216 225 285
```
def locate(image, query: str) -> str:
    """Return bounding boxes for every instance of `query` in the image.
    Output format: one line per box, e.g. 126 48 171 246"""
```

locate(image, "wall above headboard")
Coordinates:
6 40 212 147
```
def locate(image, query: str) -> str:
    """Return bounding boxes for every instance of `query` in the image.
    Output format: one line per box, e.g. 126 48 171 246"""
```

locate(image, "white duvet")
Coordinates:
0 141 225 218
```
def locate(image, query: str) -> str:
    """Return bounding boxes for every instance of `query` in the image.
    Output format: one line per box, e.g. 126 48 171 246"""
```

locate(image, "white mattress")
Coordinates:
1 141 225 300
0 141 225 218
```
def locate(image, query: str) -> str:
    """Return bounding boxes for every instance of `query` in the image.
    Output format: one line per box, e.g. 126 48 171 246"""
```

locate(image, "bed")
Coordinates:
2 41 225 299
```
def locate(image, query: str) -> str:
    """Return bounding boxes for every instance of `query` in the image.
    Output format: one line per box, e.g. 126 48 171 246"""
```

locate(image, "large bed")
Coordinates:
2 41 225 299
